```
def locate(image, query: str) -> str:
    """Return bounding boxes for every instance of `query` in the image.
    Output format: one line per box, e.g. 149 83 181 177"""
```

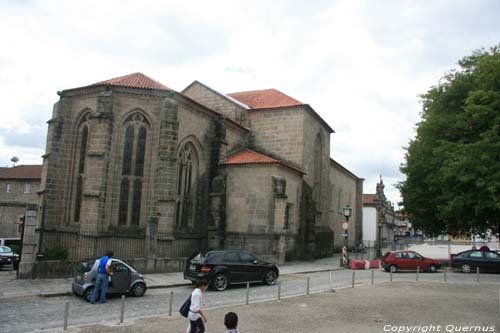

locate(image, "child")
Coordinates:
188 280 209 333
224 312 240 333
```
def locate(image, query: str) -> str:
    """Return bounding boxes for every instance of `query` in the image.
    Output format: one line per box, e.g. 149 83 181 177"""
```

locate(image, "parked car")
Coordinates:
451 249 500 273
184 250 279 291
0 245 20 270
381 250 441 273
72 258 147 302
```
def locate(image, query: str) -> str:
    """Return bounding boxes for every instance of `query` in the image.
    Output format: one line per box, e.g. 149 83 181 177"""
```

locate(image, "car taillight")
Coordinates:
200 266 211 273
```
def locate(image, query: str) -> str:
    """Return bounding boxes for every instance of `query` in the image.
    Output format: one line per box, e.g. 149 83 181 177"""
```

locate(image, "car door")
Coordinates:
110 260 132 292
395 252 409 270
239 251 261 281
407 251 425 271
467 251 486 272
224 251 244 283
484 251 500 273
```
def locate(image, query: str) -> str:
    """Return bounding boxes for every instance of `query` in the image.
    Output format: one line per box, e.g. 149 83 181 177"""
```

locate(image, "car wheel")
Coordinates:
264 270 277 285
390 265 398 273
211 273 229 291
131 283 146 297
84 286 96 302
428 265 437 273
461 264 472 274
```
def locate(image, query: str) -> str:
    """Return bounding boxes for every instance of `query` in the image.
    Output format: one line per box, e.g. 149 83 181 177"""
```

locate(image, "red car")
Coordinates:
381 250 441 273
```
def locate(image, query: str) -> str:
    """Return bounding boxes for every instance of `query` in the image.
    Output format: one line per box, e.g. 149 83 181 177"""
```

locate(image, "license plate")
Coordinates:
190 264 196 271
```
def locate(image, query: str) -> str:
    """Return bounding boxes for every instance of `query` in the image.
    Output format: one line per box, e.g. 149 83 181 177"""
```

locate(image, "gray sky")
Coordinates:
1 0 499 207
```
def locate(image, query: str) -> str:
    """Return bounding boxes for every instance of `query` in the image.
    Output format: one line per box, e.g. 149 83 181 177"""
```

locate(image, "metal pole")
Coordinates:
351 271 355 288
277 281 281 301
168 291 173 316
448 240 451 268
477 267 480 283
306 277 310 295
245 283 250 305
371 269 374 285
416 266 420 281
119 295 125 324
444 270 447 282
390 269 393 282
63 301 69 331
329 271 333 291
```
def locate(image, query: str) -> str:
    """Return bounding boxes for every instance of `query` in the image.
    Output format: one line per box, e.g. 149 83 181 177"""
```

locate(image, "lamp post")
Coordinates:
342 204 352 267
376 206 385 259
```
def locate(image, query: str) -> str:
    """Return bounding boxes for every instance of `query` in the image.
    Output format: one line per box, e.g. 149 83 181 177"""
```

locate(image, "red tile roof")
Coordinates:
227 89 303 109
363 194 377 205
223 149 305 174
69 72 171 92
0 165 42 180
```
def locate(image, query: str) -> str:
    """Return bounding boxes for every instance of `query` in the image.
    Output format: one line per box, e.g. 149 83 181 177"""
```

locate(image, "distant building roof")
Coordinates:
227 89 303 109
66 72 171 92
223 149 305 174
363 194 377 205
0 165 42 180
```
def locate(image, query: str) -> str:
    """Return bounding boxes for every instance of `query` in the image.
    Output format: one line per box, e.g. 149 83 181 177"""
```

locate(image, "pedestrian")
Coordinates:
187 280 209 333
224 312 240 333
90 250 113 304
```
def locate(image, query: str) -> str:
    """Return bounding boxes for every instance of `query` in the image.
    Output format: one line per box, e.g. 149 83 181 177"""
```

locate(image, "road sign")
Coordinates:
342 222 349 231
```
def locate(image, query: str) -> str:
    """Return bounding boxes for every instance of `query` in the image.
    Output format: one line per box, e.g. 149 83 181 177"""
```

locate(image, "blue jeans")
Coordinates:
90 273 109 303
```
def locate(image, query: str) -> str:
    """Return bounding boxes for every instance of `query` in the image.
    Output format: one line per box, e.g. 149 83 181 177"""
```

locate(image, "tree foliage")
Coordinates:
399 45 500 236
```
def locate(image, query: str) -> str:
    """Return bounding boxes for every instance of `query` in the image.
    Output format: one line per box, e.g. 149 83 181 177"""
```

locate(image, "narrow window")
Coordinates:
23 183 30 194
175 143 198 229
5 183 11 193
74 125 89 222
117 114 148 226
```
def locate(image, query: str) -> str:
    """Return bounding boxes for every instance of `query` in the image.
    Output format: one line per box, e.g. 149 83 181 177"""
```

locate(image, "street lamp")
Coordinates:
342 204 352 267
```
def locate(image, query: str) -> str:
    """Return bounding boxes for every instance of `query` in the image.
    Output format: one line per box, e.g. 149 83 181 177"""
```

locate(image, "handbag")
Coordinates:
179 295 191 318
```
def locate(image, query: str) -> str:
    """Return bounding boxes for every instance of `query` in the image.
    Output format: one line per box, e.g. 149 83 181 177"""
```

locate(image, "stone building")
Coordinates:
33 72 363 266
0 165 42 239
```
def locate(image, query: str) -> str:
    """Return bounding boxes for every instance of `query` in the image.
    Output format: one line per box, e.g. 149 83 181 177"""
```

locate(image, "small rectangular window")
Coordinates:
23 183 30 194
5 183 11 193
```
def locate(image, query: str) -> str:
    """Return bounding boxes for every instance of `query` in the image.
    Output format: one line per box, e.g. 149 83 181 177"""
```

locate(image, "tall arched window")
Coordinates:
118 113 149 226
73 124 89 222
313 133 322 203
175 142 199 229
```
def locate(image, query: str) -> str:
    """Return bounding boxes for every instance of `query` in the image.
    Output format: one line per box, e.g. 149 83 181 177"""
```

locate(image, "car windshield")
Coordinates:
190 253 206 264
382 252 391 259
76 260 96 273
0 246 12 253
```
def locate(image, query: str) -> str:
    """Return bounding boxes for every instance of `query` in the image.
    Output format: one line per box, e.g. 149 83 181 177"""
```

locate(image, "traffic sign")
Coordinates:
342 222 349 231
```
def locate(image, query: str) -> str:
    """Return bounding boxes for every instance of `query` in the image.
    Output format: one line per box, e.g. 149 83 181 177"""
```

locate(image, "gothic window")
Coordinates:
313 133 322 203
118 113 149 226
73 121 89 222
175 142 199 229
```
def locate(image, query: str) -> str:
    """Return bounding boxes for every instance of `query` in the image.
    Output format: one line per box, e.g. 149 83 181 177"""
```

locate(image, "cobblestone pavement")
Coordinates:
51 282 500 333
1 269 499 332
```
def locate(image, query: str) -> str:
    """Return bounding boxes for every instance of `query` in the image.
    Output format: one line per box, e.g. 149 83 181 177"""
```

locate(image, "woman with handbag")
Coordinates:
186 280 209 333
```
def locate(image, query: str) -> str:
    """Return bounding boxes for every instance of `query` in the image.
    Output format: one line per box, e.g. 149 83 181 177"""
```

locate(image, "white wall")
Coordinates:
362 207 377 242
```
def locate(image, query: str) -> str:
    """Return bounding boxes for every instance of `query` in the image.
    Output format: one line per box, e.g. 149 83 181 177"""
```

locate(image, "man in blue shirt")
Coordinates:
90 250 114 304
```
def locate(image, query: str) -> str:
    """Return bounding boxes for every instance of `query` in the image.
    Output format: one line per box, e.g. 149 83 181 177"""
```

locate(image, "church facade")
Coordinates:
35 73 363 265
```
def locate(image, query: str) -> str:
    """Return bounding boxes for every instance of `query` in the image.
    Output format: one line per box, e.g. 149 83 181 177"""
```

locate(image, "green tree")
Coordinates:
399 45 500 237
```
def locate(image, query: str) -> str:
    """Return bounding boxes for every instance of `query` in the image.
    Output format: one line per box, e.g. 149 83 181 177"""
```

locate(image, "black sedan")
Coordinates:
184 250 279 291
451 249 500 273
0 246 20 270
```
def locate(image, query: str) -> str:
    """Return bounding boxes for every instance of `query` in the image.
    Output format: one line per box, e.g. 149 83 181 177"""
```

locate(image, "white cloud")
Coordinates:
1 0 500 207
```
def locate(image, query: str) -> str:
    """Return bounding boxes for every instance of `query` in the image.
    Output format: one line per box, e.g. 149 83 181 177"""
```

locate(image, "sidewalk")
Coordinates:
53 282 499 333
0 255 344 300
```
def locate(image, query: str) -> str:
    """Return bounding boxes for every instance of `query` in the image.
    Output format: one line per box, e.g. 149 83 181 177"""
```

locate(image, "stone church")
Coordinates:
34 72 363 266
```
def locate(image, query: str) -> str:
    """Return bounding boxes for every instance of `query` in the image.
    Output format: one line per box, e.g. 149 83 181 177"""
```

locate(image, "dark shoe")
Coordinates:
99 301 106 304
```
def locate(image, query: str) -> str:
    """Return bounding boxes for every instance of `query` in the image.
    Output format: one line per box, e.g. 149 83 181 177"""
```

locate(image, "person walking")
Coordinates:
187 280 209 333
90 250 113 304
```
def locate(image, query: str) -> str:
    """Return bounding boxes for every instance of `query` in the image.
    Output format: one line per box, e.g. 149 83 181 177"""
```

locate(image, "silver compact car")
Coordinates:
72 258 147 302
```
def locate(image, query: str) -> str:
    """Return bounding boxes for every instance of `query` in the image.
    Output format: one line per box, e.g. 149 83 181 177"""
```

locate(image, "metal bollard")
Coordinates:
168 291 173 316
119 295 125 324
371 269 374 285
277 281 281 301
416 266 420 281
245 283 250 305
306 277 310 295
329 271 333 291
352 271 355 288
477 267 480 283
63 300 69 331
390 269 393 282
444 270 447 282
